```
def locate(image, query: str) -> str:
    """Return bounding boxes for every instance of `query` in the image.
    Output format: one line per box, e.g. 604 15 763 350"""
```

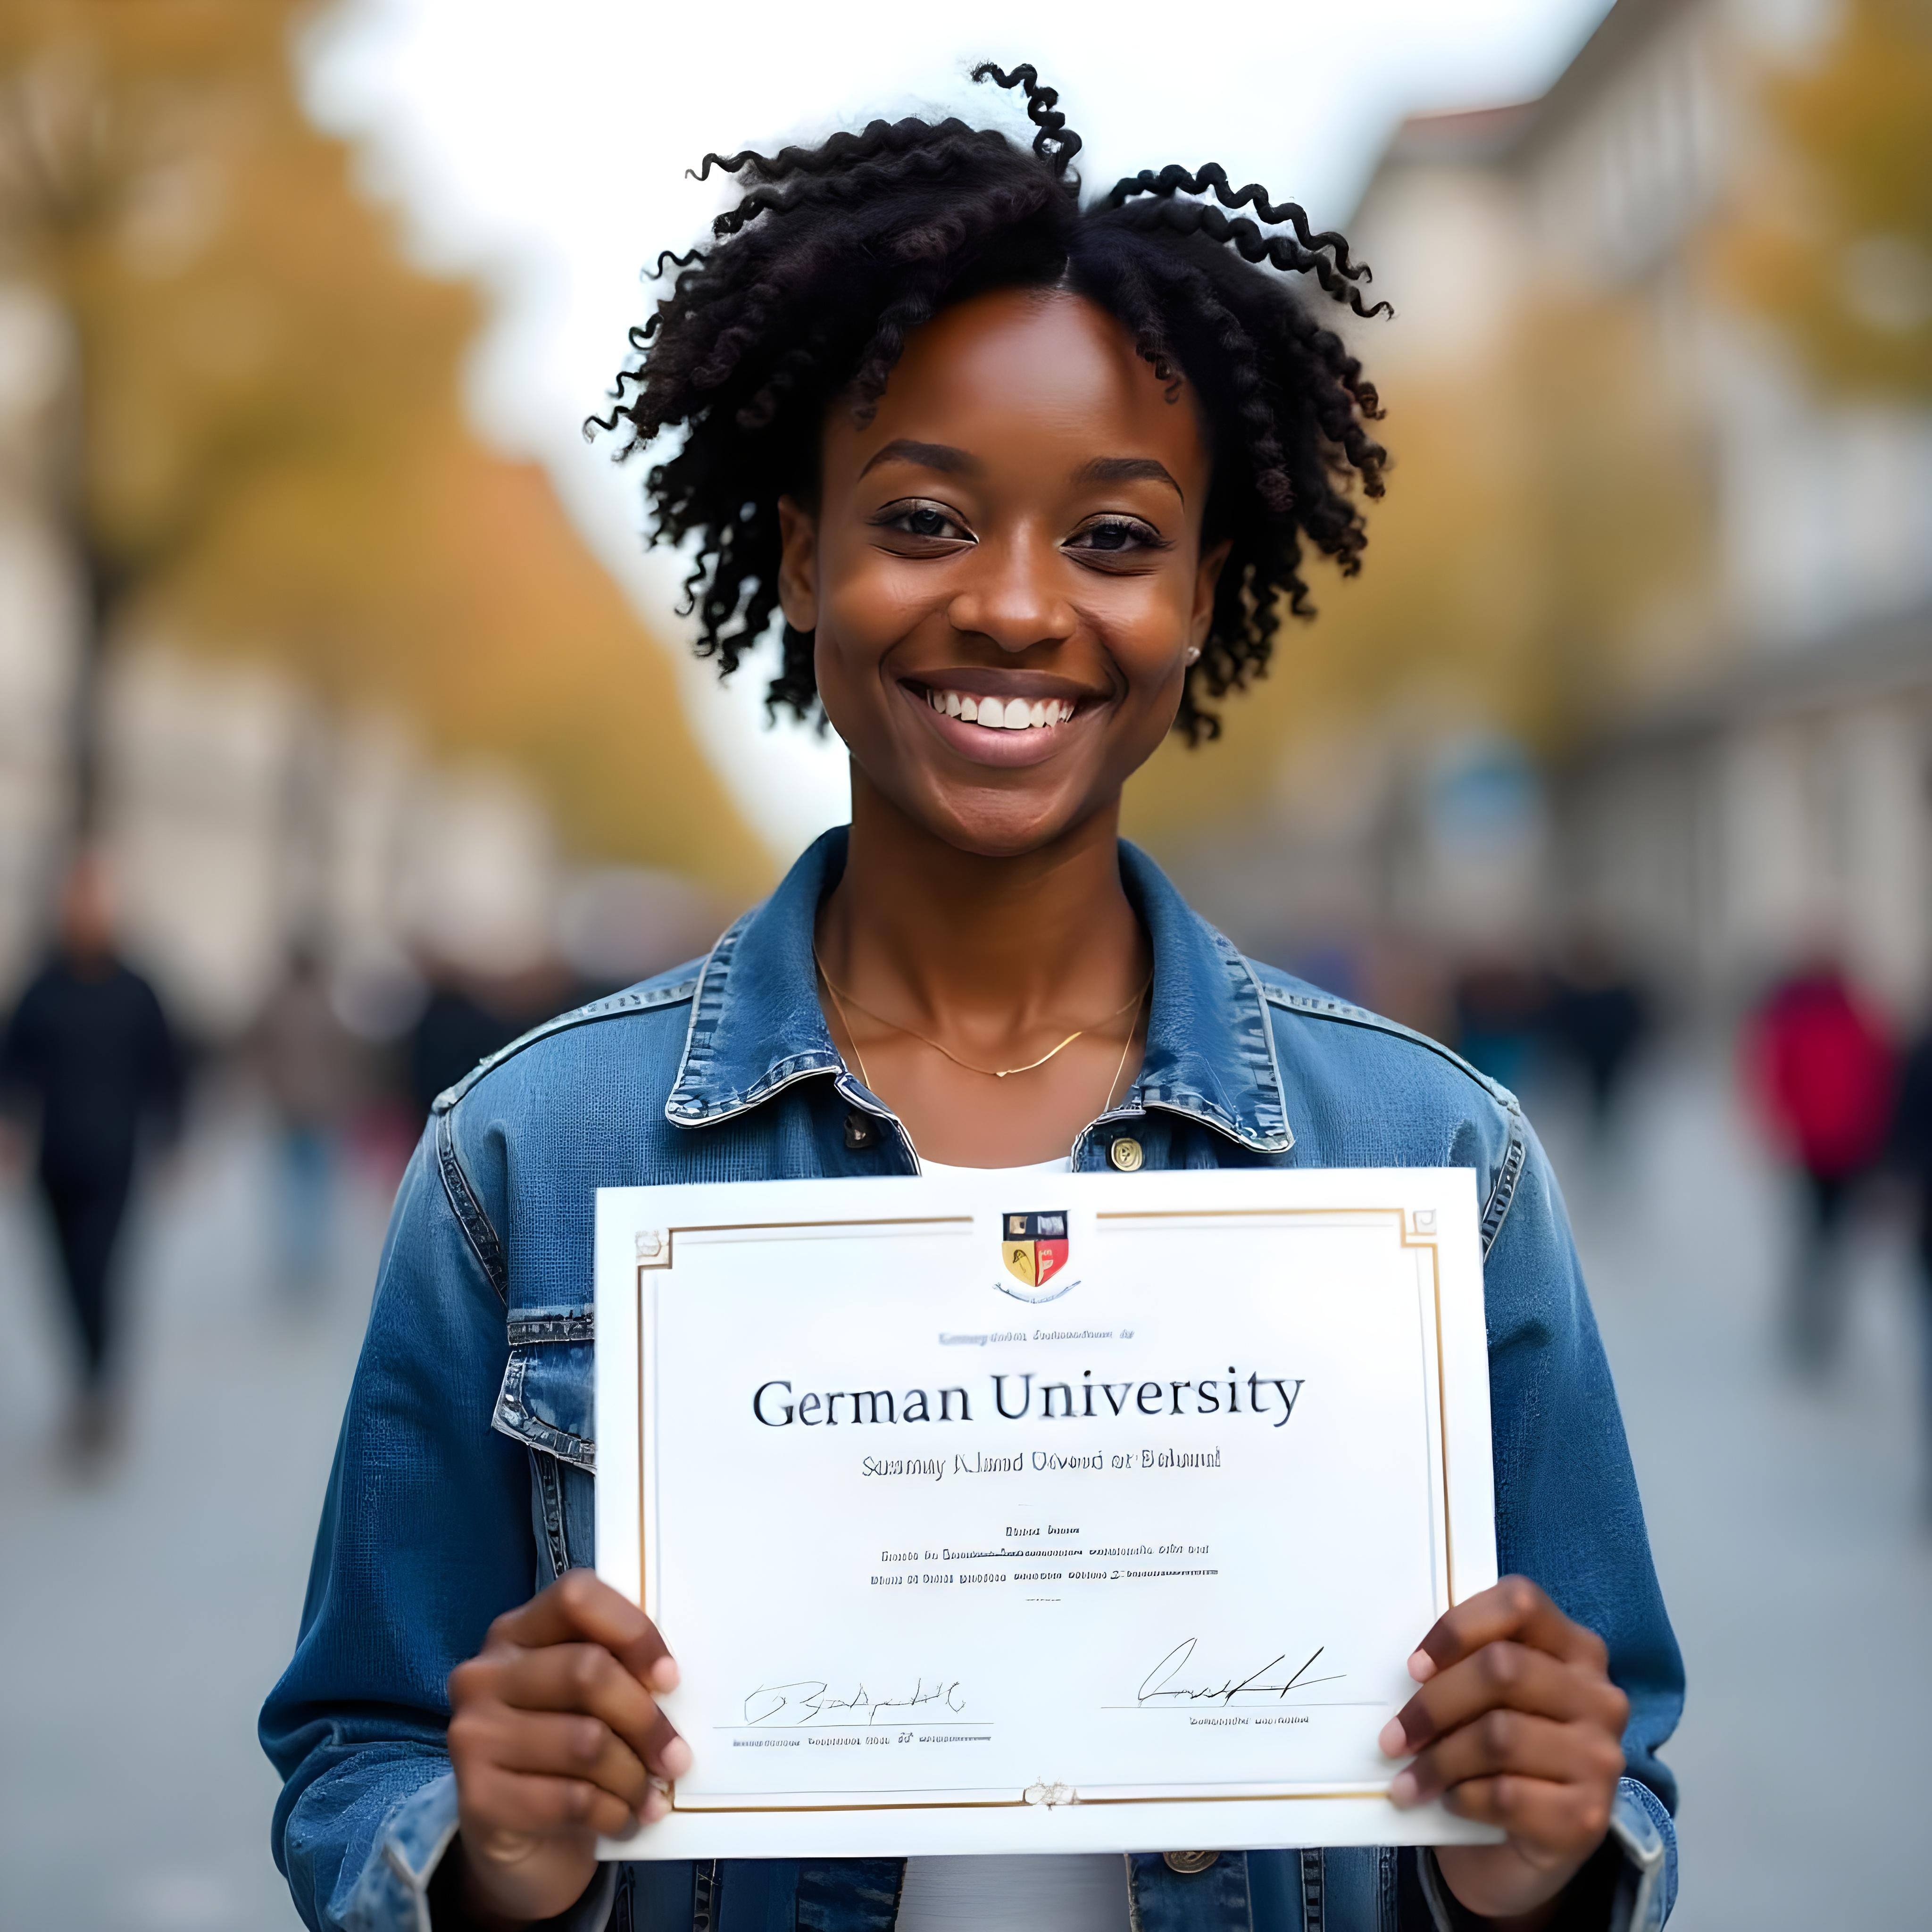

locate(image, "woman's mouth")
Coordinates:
921 688 1077 732
900 678 1096 768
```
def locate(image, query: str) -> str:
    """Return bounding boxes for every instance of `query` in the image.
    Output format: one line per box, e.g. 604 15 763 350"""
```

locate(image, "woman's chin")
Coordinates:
916 783 1111 861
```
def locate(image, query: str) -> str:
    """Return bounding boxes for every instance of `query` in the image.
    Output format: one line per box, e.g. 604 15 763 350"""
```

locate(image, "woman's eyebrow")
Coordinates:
1073 455 1184 503
858 439 981 480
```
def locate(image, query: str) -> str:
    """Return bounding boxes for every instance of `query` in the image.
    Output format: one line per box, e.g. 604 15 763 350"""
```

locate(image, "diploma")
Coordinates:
595 1166 1499 1859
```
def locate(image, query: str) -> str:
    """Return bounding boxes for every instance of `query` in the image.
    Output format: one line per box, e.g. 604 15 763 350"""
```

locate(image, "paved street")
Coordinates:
1 1048 1927 1929
1541 1049 1932 1930
0 1086 391 1932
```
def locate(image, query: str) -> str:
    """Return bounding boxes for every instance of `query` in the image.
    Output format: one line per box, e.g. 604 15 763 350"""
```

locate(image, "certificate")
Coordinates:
595 1166 1499 1859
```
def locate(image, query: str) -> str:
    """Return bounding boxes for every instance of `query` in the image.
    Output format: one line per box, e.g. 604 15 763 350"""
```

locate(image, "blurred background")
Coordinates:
1 0 1928 1925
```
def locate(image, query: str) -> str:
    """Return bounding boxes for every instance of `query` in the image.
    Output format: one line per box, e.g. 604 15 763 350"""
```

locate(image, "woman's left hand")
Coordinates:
1381 1576 1629 1928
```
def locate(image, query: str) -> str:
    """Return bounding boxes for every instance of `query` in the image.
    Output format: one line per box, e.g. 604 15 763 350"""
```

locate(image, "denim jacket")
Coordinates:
261 830 1682 1932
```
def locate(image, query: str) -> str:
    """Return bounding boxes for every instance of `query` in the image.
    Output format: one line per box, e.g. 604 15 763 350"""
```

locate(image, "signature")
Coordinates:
743 1676 967 1727
1137 1639 1343 1707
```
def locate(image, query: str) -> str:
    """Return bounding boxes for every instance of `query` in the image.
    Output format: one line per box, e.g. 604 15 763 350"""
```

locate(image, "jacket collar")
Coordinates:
666 828 1291 1155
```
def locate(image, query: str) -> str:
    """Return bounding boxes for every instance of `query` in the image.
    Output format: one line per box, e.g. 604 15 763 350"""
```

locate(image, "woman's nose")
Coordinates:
945 537 1076 654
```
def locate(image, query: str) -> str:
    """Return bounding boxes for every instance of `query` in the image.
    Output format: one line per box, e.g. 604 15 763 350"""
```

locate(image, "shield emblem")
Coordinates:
1001 1210 1069 1290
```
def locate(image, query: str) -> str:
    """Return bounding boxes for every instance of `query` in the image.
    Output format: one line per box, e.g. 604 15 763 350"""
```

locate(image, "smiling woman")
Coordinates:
261 61 1682 1932
577 66 1398 1170
590 64 1388 749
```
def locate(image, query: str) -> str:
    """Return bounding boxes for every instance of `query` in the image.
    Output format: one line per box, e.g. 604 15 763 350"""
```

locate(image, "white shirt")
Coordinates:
918 1156 1074 1177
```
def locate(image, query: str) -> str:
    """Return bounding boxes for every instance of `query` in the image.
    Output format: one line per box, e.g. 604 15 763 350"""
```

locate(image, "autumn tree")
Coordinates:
0 0 767 895
1724 0 1932 399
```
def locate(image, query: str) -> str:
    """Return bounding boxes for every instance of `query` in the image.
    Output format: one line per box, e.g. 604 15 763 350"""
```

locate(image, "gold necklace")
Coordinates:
1096 993 1143 1116
815 948 1149 1083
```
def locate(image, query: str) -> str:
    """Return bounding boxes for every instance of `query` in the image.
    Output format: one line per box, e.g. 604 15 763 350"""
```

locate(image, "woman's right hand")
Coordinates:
441 1569 689 1928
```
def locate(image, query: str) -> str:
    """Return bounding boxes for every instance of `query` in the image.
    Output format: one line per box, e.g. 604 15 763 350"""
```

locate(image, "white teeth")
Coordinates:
927 689 1074 730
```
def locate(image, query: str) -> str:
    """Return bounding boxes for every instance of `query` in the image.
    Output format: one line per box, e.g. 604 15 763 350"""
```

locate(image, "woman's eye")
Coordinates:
1068 518 1164 557
878 501 971 542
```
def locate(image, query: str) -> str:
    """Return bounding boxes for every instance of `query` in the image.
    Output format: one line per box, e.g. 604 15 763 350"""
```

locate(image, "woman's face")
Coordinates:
779 289 1226 858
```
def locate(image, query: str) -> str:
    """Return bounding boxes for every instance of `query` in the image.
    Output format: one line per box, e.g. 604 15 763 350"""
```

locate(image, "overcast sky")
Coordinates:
302 0 1613 860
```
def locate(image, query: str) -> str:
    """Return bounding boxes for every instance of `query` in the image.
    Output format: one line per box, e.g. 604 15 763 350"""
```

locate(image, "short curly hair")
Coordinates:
590 64 1389 743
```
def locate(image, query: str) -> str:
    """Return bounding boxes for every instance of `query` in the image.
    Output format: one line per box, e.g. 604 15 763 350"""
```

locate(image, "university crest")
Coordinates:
999 1210 1070 1303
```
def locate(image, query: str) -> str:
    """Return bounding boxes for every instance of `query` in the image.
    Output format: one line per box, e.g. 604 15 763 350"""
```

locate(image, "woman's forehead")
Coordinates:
828 288 1210 487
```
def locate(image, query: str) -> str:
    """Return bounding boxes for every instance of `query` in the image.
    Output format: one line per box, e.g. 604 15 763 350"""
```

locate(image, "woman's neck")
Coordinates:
816 768 1147 1040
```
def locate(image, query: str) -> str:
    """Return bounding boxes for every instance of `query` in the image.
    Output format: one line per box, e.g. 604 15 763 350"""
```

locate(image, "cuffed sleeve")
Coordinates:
1418 1775 1672 1931
347 1771 457 1932
1603 1774 1674 1929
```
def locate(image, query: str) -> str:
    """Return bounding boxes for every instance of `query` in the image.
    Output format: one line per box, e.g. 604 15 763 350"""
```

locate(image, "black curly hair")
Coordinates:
589 64 1389 743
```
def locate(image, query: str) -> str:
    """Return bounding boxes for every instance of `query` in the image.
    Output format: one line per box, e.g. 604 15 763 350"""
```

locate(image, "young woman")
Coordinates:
263 67 1681 1932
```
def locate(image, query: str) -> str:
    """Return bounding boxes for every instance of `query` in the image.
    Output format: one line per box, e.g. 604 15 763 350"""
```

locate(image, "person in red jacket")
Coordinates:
1745 955 1895 1371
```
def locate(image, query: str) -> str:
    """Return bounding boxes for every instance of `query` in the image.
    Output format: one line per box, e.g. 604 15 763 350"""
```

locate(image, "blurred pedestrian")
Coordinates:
405 977 520 1127
0 853 182 1458
1889 1024 1932 1515
1744 956 1894 1372
1546 930 1652 1138
404 959 575 1129
1450 956 1547 1093
252 946 363 1294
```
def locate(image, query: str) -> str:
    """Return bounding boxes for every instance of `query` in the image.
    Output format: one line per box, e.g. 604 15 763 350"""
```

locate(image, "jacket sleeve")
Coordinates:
259 1128 611 1932
1422 1116 1682 1932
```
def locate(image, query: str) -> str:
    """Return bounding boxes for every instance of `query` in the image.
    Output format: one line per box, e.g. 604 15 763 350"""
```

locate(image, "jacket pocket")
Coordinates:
492 1315 596 1474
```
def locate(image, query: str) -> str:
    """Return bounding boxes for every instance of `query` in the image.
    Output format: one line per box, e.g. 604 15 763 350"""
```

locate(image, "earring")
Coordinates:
1183 645 1201 665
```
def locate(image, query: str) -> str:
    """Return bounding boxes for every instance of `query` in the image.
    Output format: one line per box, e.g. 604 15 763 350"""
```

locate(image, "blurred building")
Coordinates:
0 605 724 1039
1145 0 1932 1020
1352 0 1932 1020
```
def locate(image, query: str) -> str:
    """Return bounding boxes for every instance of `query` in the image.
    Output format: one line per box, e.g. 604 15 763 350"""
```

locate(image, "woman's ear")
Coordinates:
777 496 820 633
1190 538 1232 653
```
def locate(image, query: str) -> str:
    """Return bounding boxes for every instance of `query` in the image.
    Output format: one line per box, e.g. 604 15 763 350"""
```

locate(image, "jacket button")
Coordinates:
1109 1136 1144 1172
1163 1850 1219 1875
843 1111 878 1151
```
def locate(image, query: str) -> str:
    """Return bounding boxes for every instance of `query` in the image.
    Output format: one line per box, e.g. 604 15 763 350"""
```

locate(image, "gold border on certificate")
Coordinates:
635 1206 1451 1816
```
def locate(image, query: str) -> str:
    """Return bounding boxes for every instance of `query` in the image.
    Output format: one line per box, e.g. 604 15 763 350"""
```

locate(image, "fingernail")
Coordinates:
642 1782 669 1822
660 1736 693 1778
1377 1718 1408 1758
651 1657 681 1692
1388 1769 1419 1809
1407 1649 1436 1683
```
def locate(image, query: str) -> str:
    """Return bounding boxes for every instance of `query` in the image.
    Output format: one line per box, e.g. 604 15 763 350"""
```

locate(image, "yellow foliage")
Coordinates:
0 0 771 897
1723 0 1932 397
